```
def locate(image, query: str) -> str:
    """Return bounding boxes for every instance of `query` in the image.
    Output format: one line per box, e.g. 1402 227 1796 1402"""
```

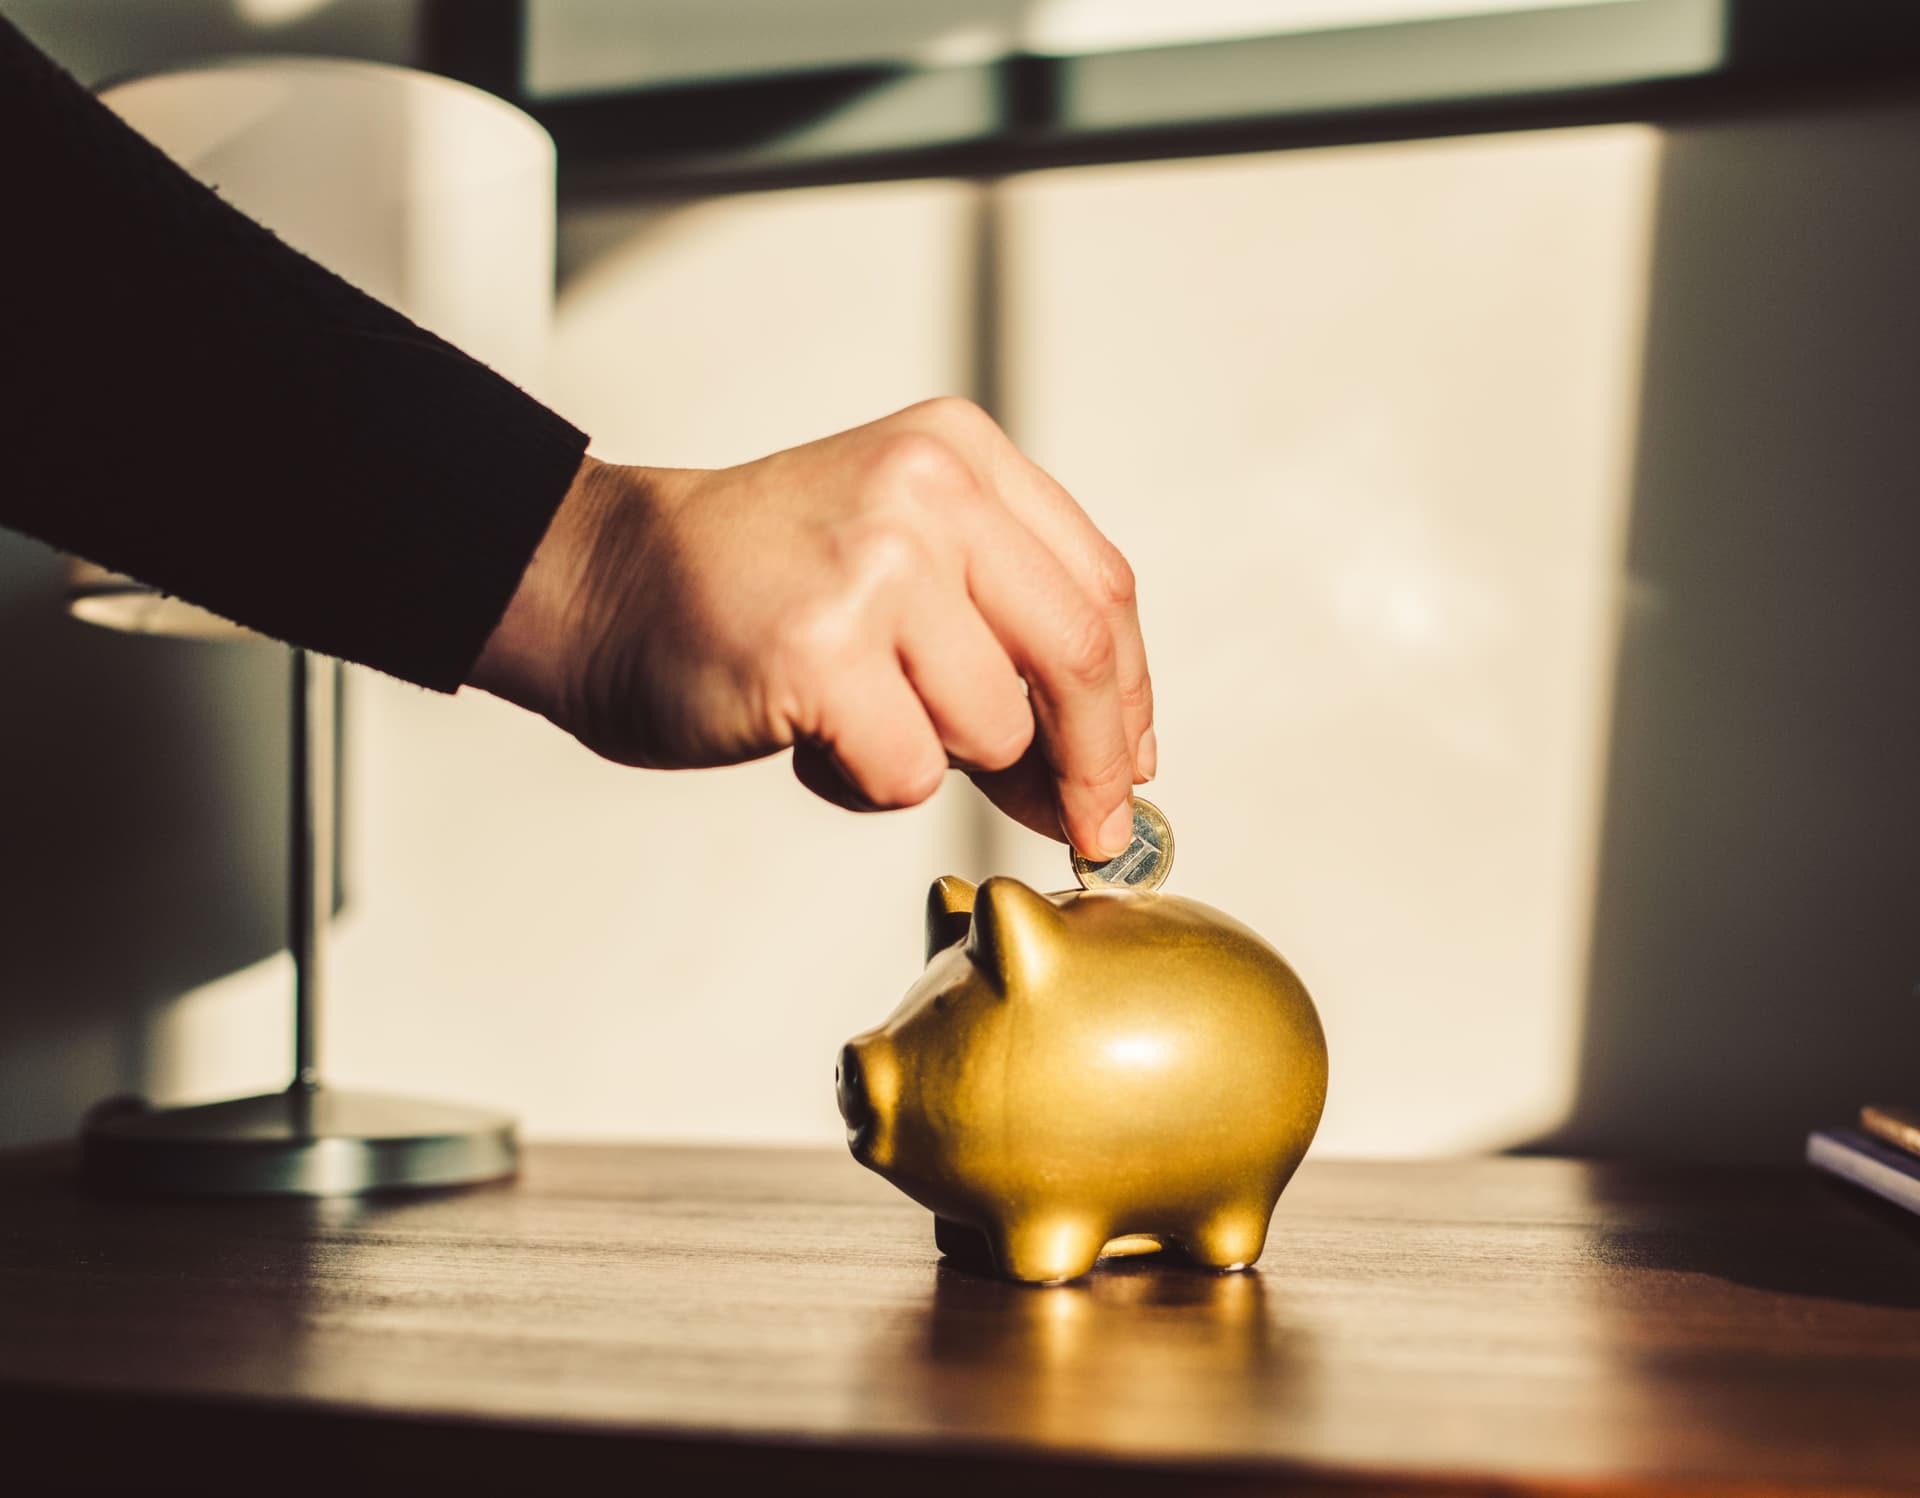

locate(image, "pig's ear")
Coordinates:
925 876 976 961
967 877 1062 996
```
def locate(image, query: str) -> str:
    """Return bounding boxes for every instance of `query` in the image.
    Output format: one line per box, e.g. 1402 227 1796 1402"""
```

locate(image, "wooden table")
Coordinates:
2 1144 1919 1495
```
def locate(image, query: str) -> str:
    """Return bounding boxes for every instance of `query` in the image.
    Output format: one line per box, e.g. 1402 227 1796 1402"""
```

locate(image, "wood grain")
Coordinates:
2 1144 1918 1495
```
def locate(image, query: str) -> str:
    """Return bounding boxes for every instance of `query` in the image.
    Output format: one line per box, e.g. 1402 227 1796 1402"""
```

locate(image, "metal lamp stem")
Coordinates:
289 649 334 1093
81 648 517 1195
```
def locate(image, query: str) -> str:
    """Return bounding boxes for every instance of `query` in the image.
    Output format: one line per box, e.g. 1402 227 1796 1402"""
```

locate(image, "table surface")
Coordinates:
3 1143 1920 1495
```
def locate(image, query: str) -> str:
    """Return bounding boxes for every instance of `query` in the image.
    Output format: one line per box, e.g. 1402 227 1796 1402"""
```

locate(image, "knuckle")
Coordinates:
904 756 950 804
1118 667 1153 712
1091 545 1137 610
863 753 946 810
842 521 926 594
1055 609 1117 687
913 394 996 436
973 712 1035 772
1064 741 1135 797
837 522 940 614
777 599 863 681
866 430 973 499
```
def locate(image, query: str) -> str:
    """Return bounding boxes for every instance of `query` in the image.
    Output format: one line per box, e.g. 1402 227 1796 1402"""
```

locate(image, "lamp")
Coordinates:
71 57 558 1195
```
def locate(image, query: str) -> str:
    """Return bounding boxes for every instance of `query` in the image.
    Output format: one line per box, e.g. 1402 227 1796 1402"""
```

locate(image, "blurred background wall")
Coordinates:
4 1 1918 1160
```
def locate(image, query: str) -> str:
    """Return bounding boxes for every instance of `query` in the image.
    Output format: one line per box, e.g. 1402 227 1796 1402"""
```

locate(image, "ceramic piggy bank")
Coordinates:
837 874 1328 1285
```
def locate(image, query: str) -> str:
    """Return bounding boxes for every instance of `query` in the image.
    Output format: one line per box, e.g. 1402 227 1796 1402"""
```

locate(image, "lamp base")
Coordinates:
81 1086 518 1197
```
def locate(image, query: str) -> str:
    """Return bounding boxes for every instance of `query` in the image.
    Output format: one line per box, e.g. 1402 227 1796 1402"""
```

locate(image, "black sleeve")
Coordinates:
0 17 591 691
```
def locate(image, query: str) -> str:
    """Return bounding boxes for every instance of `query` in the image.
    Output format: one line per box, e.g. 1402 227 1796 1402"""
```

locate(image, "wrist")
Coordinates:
467 451 621 723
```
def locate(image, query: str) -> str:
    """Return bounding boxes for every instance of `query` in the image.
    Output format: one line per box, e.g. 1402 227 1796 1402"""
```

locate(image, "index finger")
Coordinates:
898 399 1155 782
991 451 1156 783
960 503 1136 860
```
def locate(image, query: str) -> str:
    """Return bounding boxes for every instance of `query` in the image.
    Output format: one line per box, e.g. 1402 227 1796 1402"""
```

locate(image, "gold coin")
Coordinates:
1072 797 1174 892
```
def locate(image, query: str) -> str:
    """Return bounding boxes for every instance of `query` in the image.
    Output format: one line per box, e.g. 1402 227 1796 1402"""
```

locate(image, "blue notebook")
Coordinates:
1807 1127 1920 1216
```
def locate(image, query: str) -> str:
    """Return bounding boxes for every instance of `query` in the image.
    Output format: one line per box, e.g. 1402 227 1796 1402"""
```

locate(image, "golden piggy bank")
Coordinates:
837 874 1328 1285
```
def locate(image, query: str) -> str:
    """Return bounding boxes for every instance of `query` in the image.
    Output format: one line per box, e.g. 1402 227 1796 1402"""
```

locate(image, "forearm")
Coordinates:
0 17 587 690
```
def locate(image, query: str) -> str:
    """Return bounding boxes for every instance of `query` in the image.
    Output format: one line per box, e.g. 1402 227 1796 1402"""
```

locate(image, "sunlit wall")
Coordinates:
125 125 1663 1156
7 2 1920 1161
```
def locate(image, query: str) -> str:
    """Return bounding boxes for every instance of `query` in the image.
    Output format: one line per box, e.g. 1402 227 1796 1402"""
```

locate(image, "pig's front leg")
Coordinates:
990 1214 1107 1285
933 1215 996 1271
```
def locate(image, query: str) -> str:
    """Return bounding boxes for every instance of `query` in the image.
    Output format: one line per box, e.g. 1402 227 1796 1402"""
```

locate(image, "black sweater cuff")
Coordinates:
0 16 591 692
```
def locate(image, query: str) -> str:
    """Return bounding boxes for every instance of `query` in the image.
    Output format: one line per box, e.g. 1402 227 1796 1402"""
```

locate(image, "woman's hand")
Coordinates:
468 397 1155 859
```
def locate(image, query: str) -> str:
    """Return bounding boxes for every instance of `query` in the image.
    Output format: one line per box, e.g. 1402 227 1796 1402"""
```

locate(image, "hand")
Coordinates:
468 398 1155 858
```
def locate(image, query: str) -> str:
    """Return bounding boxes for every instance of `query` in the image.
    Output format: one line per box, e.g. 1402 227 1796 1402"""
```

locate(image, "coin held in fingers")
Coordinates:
1072 796 1174 892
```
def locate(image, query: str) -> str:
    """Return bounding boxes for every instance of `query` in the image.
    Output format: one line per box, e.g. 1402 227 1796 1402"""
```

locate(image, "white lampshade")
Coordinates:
70 56 559 637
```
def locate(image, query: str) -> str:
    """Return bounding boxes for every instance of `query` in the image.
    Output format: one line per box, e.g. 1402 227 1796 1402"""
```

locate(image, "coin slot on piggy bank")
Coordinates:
837 806 1327 1286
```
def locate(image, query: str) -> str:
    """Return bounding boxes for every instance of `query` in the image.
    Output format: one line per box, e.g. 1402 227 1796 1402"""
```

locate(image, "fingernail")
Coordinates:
1098 799 1135 860
1136 726 1158 783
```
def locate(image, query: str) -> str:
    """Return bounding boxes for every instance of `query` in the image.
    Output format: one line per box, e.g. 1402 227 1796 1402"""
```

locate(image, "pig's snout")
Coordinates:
838 1038 899 1168
836 1043 870 1129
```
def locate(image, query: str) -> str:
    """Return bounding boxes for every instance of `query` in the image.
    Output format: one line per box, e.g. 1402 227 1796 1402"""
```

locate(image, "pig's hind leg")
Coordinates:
1180 1200 1275 1272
